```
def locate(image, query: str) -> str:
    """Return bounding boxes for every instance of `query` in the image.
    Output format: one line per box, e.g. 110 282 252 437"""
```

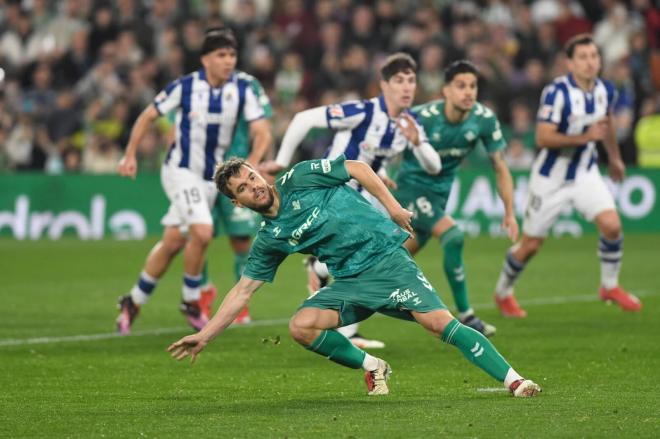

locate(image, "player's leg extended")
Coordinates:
594 209 641 311
305 256 385 349
413 309 540 397
493 235 544 318
179 223 214 330
289 307 390 395
117 226 186 334
433 216 496 336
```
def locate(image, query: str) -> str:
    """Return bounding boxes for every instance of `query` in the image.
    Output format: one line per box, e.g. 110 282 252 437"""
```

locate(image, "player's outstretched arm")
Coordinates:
261 106 328 175
167 276 264 363
345 160 413 235
490 151 519 242
246 118 273 167
118 104 160 179
397 113 441 175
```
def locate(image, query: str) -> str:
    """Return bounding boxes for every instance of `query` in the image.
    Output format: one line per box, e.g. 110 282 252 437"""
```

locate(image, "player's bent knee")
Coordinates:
189 225 214 245
413 309 455 337
288 313 317 344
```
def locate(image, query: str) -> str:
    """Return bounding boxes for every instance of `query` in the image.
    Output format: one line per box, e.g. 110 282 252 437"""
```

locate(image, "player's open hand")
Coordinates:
608 157 625 182
167 334 208 364
397 113 420 146
502 213 519 242
390 207 414 236
118 154 138 179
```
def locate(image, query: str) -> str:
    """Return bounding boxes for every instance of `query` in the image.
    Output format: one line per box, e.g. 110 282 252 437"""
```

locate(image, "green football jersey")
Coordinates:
243 155 409 282
224 71 273 159
397 100 506 193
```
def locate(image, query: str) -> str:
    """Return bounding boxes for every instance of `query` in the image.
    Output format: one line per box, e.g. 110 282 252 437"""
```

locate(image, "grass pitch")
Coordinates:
1 235 658 438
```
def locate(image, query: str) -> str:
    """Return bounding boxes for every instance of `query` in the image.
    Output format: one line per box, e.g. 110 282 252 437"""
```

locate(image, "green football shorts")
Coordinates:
212 195 260 237
393 184 449 247
299 247 447 325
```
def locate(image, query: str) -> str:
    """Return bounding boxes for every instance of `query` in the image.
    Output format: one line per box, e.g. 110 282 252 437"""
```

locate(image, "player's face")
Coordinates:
227 165 274 213
443 73 478 112
568 43 601 82
202 47 237 82
381 70 417 109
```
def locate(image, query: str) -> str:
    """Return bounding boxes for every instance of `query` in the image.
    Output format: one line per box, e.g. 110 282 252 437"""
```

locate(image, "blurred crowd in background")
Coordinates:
1 0 659 174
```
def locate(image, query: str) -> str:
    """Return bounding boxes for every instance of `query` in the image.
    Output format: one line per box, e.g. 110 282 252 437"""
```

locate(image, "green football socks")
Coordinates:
305 330 366 369
441 318 510 382
440 225 470 313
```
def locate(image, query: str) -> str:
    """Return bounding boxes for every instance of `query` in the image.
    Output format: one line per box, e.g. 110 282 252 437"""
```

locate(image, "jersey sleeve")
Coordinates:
603 79 619 114
153 79 183 115
278 155 351 191
480 112 506 154
242 83 266 122
326 100 368 130
407 110 429 148
536 83 565 125
242 233 287 283
250 78 273 118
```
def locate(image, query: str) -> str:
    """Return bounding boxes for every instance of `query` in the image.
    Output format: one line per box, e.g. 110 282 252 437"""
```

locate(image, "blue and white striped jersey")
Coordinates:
533 73 617 181
323 95 428 174
155 69 265 180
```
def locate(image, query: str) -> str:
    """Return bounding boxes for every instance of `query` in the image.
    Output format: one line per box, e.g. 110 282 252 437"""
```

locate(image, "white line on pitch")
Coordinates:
0 318 290 347
0 291 653 347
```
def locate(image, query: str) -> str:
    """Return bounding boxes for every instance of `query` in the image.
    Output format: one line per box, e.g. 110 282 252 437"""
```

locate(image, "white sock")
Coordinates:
337 323 358 338
504 367 524 388
182 273 202 302
130 271 158 305
458 308 475 320
313 260 330 279
598 235 623 290
495 250 527 298
362 353 379 371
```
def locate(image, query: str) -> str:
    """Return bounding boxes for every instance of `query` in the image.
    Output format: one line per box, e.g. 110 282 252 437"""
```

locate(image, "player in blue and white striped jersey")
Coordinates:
260 53 441 348
115 28 272 334
493 34 641 317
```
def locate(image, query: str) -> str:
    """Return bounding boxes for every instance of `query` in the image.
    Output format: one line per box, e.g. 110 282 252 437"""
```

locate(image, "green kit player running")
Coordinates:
393 61 519 337
168 155 540 398
200 71 273 325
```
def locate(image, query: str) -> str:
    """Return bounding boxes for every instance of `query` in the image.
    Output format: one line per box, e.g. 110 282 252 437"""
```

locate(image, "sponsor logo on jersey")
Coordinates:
321 159 331 173
289 207 321 245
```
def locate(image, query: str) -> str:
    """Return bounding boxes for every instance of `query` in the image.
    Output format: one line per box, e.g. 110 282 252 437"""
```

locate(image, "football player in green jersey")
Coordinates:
393 61 519 337
199 72 273 325
168 155 540 398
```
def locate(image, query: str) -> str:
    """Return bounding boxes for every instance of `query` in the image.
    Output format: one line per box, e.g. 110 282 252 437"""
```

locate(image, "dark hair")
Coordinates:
201 27 237 56
444 60 479 83
214 157 251 199
565 34 596 58
380 52 417 81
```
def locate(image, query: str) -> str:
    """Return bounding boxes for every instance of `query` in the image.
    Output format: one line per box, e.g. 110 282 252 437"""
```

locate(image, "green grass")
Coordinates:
1 235 658 438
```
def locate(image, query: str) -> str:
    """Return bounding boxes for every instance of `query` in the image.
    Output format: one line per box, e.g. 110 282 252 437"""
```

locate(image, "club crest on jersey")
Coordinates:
328 104 344 118
464 131 476 141
292 200 301 210
272 226 281 237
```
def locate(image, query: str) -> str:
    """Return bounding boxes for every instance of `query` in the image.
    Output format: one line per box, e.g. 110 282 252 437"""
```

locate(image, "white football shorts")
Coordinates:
522 166 616 237
160 165 218 231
